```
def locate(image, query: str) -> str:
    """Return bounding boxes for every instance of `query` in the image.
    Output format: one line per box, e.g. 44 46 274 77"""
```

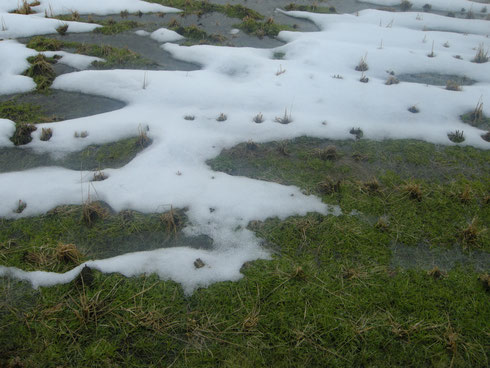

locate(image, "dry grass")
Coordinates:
14 200 27 214
403 181 422 201
427 41 436 57
74 131 89 138
317 177 341 195
472 44 488 63
481 131 490 142
460 185 472 203
408 105 419 113
246 140 258 150
362 178 380 194
81 201 108 226
56 243 83 263
40 127 52 141
275 109 293 124
276 141 289 156
56 23 68 35
385 75 399 85
138 125 151 148
445 80 461 91
14 0 34 15
92 170 107 182
400 0 413 11
427 266 446 279
120 10 129 18
194 258 205 269
216 113 227 122
460 218 486 247
355 55 368 71
253 113 264 124
315 146 338 161
160 206 181 235
359 73 369 83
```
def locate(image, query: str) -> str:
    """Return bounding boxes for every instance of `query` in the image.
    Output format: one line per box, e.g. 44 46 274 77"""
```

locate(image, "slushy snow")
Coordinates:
0 1 489 293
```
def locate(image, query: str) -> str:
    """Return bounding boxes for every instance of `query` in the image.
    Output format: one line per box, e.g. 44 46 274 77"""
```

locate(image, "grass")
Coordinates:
237 17 293 38
1 136 489 366
284 3 337 14
400 0 413 11
275 108 293 124
168 21 225 45
40 127 53 141
461 98 490 130
446 80 462 91
56 23 68 35
26 36 156 69
147 0 262 19
355 55 368 72
448 130 465 143
23 53 56 92
93 20 140 35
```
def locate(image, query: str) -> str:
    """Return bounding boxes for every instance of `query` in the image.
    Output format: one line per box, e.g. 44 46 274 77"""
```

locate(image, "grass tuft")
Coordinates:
14 200 27 214
11 123 37 146
81 201 108 226
472 43 488 63
445 80 461 91
216 113 227 122
460 218 486 248
385 75 399 85
40 127 52 141
408 105 419 113
448 130 465 143
315 146 338 161
56 23 68 35
253 113 264 124
355 55 368 71
400 0 413 11
403 181 422 201
349 127 363 140
274 109 292 124
55 243 83 263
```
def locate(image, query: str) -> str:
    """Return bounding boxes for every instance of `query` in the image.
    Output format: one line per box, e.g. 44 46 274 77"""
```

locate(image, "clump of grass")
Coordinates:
11 123 37 145
56 23 68 35
184 115 195 121
446 80 461 91
423 3 432 11
468 98 484 125
427 41 436 57
478 274 490 291
74 131 89 138
160 206 182 235
216 113 227 122
14 200 27 214
237 16 291 38
427 266 446 279
276 141 289 156
315 146 338 161
13 0 34 15
23 53 56 91
40 127 52 141
408 105 419 113
138 125 151 147
120 10 129 18
253 113 264 124
403 181 422 201
26 36 63 51
317 177 341 195
400 0 413 11
284 4 337 14
275 109 292 124
355 55 368 71
385 75 399 85
375 216 390 231
460 218 486 247
460 185 472 203
70 10 80 21
443 41 450 48
92 170 107 182
481 131 490 142
246 140 258 150
94 20 139 35
349 127 363 140
55 243 83 263
194 258 205 269
332 74 343 79
81 201 108 226
362 178 380 194
472 43 489 63
359 73 369 83
448 130 465 143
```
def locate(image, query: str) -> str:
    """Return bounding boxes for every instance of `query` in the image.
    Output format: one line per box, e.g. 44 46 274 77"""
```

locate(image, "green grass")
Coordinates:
26 36 156 69
284 3 337 14
1 137 489 366
147 0 262 19
236 17 294 38
168 22 226 45
93 20 140 35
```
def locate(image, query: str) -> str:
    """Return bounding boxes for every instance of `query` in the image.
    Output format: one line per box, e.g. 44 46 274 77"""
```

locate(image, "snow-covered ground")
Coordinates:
0 0 488 293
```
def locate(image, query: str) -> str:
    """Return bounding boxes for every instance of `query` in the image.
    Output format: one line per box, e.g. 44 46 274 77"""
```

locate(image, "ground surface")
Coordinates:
0 1 489 367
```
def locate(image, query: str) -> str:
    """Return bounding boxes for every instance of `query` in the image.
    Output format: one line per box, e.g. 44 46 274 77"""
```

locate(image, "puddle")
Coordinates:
0 91 125 121
0 136 147 172
390 242 490 272
84 233 214 259
397 73 476 86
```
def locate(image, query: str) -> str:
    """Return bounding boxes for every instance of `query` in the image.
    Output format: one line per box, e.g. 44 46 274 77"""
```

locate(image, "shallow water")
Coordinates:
0 91 125 121
391 242 490 272
397 73 476 86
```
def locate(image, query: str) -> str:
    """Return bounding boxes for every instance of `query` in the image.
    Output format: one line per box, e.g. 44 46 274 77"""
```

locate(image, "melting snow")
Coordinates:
0 1 488 293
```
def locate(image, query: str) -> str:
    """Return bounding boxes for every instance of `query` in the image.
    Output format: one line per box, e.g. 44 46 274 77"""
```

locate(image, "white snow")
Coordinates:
150 28 185 43
0 2 489 293
359 0 488 13
42 51 104 70
0 119 15 147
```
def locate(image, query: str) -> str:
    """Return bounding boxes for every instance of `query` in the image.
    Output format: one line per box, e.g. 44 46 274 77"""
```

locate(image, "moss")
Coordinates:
23 54 56 92
0 100 48 125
